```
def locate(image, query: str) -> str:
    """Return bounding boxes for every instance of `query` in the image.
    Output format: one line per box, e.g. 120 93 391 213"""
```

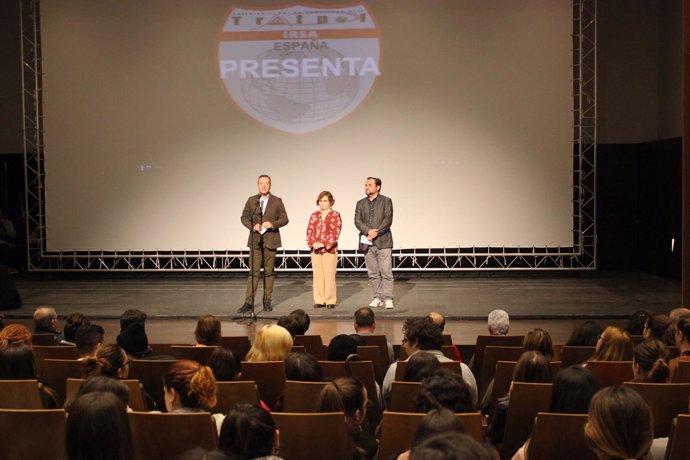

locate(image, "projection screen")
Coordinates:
39 0 573 253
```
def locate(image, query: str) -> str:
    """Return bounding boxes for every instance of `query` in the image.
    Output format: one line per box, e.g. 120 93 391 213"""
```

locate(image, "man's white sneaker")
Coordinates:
384 299 394 309
368 298 383 308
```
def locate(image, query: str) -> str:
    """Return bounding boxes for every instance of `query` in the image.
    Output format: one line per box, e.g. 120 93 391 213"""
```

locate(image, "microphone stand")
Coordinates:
233 196 261 324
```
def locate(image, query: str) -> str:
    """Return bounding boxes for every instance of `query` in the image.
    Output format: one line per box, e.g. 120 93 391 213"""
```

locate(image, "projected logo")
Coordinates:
218 3 381 134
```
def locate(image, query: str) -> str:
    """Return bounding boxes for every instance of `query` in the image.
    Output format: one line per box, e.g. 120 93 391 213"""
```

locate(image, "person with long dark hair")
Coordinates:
218 403 282 459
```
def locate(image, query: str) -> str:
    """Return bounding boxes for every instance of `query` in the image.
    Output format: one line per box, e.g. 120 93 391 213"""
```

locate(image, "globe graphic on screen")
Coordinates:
240 48 360 123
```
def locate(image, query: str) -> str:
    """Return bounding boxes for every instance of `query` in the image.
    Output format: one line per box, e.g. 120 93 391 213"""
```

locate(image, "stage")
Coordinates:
5 270 680 321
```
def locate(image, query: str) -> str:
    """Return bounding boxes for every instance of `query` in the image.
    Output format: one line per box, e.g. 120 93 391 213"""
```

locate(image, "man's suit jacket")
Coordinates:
354 194 393 251
241 194 289 249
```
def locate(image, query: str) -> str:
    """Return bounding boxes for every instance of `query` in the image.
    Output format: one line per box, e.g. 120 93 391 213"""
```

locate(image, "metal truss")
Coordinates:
22 0 596 272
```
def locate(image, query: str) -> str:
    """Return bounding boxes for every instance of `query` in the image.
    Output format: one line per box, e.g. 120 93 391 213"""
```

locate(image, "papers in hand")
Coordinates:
360 234 373 246
259 226 267 235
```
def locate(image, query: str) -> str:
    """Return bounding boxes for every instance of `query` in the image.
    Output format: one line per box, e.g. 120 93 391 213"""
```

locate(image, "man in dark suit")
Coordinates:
354 177 394 309
238 175 289 313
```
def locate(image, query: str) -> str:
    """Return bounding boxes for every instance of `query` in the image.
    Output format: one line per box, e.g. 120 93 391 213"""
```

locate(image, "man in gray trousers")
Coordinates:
355 177 394 309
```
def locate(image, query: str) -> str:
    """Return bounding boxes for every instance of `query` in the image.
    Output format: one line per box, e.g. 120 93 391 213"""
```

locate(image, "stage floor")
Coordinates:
1 270 680 345
6 269 680 320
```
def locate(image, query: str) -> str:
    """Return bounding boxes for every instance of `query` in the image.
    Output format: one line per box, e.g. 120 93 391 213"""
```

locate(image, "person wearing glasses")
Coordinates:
306 191 342 309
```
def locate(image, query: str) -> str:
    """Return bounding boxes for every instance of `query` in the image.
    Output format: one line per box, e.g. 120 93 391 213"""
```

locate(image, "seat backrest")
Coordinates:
40 358 85 403
395 360 462 381
65 378 147 411
0 380 44 409
293 335 325 360
290 345 306 354
378 411 484 460
357 345 387 386
272 412 353 460
673 360 690 383
318 360 350 379
488 361 517 415
528 413 597 460
283 380 329 412
441 345 457 360
560 346 596 368
479 346 524 399
472 335 525 375
128 411 218 460
666 414 690 460
347 359 383 434
388 381 422 412
148 343 176 357
33 345 80 382
240 361 286 411
361 334 393 364
213 380 258 414
0 409 67 459
169 345 218 364
128 360 178 412
587 361 634 387
501 382 553 460
623 382 690 438
31 333 60 346
442 334 453 346
217 336 252 360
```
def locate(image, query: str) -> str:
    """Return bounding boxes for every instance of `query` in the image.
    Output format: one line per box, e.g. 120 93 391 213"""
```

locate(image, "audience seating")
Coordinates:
528 413 597 460
66 378 147 411
128 411 218 460
283 380 329 412
394 360 462 381
457 344 476 364
441 345 457 360
360 334 393 364
293 335 325 360
40 358 84 403
0 380 45 409
378 411 484 460
128 359 178 412
442 334 453 346
471 335 525 377
217 336 252 360
478 346 524 399
388 381 422 412
488 360 563 415
586 361 634 387
212 380 259 414
148 343 176 357
33 346 80 379
672 360 690 383
169 345 218 363
30 333 60 346
240 361 286 411
665 414 690 460
623 382 690 438
290 345 306 354
272 412 353 460
357 345 387 385
319 360 350 378
0 409 67 459
501 382 553 460
559 346 596 368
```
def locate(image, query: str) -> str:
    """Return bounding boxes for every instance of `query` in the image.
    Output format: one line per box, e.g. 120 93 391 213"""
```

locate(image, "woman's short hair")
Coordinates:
513 351 553 383
82 344 128 378
632 338 670 383
625 310 651 335
416 370 474 413
65 391 134 460
487 309 510 335
0 324 32 349
245 325 293 362
284 351 323 382
590 326 634 362
645 313 672 343
207 347 241 382
523 328 555 361
549 365 599 414
584 385 653 460
403 351 441 382
195 315 221 346
164 360 217 411
316 191 335 206
0 343 36 379
218 403 277 459
327 334 359 361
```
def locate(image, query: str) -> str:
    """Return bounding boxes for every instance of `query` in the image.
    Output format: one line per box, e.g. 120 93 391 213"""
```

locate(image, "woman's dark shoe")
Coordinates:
326 304 336 309
313 303 326 308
